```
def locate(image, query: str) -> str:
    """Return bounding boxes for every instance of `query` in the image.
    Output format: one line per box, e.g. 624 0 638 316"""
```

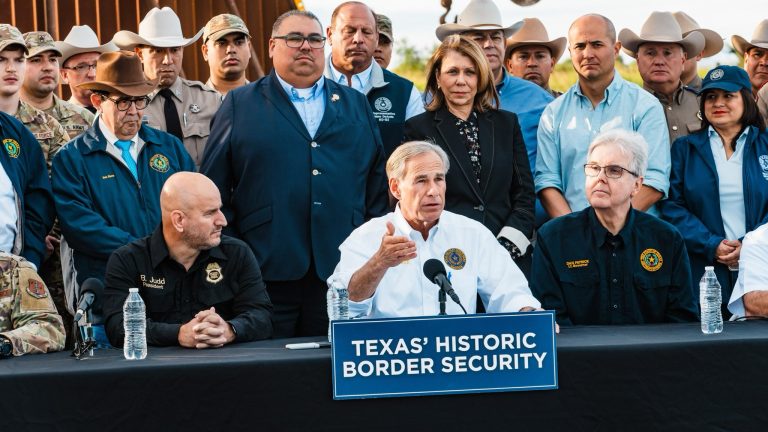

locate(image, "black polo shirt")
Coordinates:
531 207 699 325
103 227 273 346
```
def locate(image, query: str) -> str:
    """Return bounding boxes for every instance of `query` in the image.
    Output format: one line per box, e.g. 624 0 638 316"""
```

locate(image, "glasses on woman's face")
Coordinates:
102 95 151 111
583 163 638 179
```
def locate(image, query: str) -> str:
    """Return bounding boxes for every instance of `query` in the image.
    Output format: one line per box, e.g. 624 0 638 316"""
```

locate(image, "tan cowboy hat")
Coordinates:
731 19 768 56
78 51 158 97
505 18 566 62
55 25 118 64
435 0 523 41
112 7 203 49
619 11 705 59
673 12 723 58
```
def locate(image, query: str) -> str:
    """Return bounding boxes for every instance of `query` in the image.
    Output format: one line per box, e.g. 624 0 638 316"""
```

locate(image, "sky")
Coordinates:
303 0 765 68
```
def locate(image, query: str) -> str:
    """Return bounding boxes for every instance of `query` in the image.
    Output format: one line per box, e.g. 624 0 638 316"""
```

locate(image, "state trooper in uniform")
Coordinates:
21 31 94 141
0 253 65 358
201 14 252 96
619 12 706 144
113 7 221 167
673 12 724 92
324 1 424 156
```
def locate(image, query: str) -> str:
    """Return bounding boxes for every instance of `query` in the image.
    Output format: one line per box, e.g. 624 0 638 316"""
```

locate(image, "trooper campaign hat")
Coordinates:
435 0 523 41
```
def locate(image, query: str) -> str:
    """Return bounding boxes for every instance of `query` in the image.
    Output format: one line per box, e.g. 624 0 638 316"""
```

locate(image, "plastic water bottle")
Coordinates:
699 266 723 334
123 288 148 359
326 278 349 342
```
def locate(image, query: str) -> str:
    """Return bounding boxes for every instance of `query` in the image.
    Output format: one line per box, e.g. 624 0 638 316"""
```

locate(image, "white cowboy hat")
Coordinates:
673 12 723 58
435 0 523 41
505 18 566 62
112 7 203 49
54 25 118 64
619 11 705 59
731 19 768 56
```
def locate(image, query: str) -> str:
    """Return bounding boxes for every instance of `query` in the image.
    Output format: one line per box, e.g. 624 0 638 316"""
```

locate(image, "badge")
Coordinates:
640 248 663 272
149 154 170 173
3 138 19 158
710 69 724 80
26 278 47 298
443 248 466 270
331 93 340 102
374 97 393 112
759 155 768 180
206 262 223 284
189 104 201 113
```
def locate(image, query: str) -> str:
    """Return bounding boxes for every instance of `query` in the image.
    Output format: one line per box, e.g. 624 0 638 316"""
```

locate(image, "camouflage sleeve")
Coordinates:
0 260 65 356
47 117 69 168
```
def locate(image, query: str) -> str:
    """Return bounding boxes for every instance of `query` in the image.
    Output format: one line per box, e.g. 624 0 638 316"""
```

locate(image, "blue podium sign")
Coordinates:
331 311 558 400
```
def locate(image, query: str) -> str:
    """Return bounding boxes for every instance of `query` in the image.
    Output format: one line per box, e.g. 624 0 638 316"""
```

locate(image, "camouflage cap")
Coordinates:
0 24 29 54
203 14 250 44
24 31 62 57
376 14 393 43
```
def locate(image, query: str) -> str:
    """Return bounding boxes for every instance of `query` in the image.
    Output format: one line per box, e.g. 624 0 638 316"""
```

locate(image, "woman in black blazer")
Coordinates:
404 35 535 275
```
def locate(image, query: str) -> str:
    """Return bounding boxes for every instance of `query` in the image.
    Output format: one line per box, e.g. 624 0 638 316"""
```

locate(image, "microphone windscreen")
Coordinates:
80 278 105 295
423 258 446 281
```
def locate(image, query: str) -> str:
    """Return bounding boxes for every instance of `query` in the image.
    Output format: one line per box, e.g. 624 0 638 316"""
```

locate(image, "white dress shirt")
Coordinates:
331 206 540 318
728 223 768 317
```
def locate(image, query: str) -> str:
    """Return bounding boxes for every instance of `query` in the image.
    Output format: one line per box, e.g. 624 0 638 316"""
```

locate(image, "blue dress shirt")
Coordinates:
275 73 326 138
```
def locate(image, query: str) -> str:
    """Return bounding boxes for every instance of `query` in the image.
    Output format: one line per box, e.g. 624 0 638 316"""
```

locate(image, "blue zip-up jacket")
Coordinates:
660 126 768 302
51 119 195 283
0 112 55 267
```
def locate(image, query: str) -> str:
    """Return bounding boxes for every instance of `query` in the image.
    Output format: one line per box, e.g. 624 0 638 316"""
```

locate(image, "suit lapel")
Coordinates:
262 72 312 141
434 107 483 201
691 129 718 176
314 80 340 139
477 111 495 195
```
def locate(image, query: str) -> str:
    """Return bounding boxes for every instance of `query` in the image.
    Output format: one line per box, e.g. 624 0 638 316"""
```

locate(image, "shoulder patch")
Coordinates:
3 138 20 158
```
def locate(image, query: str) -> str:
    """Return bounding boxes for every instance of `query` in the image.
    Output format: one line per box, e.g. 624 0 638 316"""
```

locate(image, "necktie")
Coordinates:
115 139 138 180
159 88 183 141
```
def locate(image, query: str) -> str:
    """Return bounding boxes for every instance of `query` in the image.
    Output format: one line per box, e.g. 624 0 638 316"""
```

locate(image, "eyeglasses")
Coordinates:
583 163 638 179
101 95 150 111
273 34 326 49
62 63 97 74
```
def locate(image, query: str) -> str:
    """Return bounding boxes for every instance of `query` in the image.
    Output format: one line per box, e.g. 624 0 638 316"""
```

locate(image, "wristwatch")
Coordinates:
0 336 12 358
498 237 522 260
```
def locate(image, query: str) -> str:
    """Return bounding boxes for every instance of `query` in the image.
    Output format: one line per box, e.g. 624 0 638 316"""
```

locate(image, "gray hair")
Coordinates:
272 10 323 37
387 141 450 180
587 129 648 176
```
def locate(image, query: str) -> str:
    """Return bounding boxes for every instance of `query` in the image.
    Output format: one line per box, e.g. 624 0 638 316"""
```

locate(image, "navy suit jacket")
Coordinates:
201 70 388 281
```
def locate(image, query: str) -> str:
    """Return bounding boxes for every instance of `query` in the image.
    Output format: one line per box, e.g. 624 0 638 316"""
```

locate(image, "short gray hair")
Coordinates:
587 129 648 176
272 10 323 37
387 141 450 180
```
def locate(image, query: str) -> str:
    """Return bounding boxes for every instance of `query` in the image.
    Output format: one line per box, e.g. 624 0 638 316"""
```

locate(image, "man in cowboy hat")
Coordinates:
732 19 768 98
201 14 252 96
324 1 423 157
113 6 221 168
436 0 553 184
201 10 388 338
22 31 94 140
673 12 723 91
619 11 705 143
535 14 669 220
374 13 393 69
51 50 195 292
504 17 566 98
55 25 118 113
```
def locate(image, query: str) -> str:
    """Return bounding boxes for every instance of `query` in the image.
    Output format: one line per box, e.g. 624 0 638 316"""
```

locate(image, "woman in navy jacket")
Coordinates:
660 66 768 311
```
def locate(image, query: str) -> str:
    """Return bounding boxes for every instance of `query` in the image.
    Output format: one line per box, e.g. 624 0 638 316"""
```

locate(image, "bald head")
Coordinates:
161 172 227 252
161 172 220 215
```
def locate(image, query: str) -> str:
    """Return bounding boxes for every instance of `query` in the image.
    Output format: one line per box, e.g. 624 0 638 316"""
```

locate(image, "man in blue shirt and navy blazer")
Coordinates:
201 10 388 338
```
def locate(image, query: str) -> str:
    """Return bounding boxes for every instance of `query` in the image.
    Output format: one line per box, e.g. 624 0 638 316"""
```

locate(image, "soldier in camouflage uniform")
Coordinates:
0 253 65 357
0 25 72 347
22 31 94 140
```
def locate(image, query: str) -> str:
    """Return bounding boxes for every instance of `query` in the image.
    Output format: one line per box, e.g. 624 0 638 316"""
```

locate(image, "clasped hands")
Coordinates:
178 307 235 349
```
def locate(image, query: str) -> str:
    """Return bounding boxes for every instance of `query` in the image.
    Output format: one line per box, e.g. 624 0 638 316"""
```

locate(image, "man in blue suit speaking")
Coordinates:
201 10 388 338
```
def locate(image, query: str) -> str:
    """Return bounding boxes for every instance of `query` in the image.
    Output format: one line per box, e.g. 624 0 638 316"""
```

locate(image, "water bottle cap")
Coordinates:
704 266 714 271
129 288 139 293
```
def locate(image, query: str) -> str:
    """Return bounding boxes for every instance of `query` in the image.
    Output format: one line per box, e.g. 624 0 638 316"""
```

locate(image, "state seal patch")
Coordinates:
444 248 467 270
149 154 170 173
374 97 392 112
3 138 20 158
27 278 47 298
640 248 663 272
206 262 223 284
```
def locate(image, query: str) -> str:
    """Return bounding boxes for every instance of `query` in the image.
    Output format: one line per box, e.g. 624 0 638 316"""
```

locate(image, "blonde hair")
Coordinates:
424 34 499 112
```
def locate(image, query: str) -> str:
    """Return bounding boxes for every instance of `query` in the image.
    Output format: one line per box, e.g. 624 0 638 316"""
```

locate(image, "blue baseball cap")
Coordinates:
699 65 752 94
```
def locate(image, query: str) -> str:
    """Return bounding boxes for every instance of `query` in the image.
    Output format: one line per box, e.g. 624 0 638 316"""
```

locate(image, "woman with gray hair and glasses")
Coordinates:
531 129 698 326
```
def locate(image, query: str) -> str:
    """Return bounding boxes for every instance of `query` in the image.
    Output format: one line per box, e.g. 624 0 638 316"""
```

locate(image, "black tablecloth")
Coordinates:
2 321 767 431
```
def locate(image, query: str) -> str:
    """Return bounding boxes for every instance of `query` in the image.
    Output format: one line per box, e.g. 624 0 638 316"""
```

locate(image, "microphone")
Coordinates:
74 278 104 322
423 259 465 310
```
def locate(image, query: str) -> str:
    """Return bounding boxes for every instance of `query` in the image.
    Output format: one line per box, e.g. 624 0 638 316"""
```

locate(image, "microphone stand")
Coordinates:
72 310 95 359
438 289 447 316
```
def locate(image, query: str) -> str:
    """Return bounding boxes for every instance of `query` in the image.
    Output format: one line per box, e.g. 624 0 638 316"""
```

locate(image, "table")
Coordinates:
2 321 767 431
